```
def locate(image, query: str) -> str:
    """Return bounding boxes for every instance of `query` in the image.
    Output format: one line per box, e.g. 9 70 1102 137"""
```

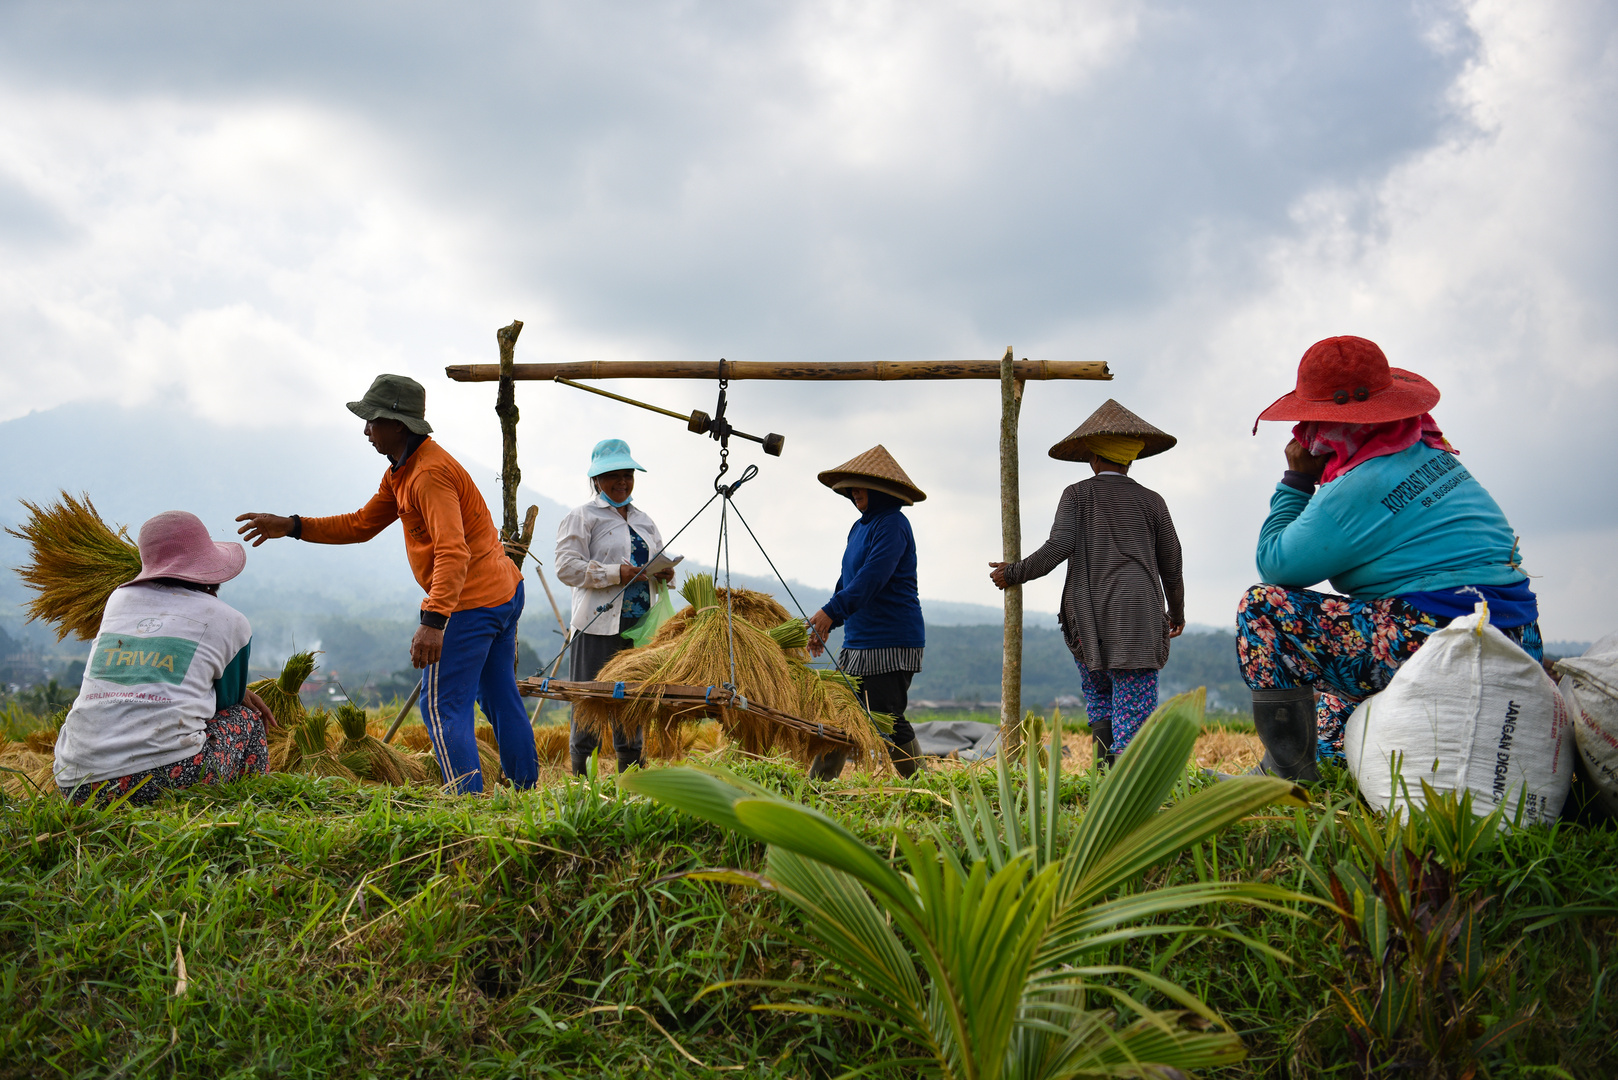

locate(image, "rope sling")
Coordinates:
518 367 883 756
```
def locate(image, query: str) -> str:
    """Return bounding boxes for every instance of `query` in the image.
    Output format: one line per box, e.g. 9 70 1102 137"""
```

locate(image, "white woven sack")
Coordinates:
1343 604 1574 826
1554 632 1618 817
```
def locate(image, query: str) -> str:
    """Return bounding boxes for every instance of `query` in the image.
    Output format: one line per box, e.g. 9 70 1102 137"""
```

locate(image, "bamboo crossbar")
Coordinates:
446 359 1109 383
516 677 859 747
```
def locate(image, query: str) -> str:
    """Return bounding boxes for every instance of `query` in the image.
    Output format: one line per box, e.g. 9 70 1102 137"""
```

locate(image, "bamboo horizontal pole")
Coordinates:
445 359 1110 382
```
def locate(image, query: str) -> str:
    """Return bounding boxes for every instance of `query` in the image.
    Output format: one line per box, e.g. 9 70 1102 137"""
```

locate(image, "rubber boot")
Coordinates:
616 750 644 773
1090 722 1116 768
888 738 925 779
1251 687 1320 782
807 750 848 781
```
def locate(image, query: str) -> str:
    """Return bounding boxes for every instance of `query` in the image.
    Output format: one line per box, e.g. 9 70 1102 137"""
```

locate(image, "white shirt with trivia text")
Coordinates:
53 583 252 788
554 496 670 636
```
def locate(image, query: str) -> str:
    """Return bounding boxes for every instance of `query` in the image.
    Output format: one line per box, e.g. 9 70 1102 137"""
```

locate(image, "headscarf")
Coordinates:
1084 434 1146 466
1293 412 1454 484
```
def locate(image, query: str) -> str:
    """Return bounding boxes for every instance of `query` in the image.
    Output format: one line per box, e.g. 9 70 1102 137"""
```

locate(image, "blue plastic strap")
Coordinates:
704 686 714 701
613 682 626 699
539 678 550 692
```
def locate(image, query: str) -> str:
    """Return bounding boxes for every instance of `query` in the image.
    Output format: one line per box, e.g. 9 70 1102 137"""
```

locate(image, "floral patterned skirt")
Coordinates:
59 703 268 807
1235 584 1543 761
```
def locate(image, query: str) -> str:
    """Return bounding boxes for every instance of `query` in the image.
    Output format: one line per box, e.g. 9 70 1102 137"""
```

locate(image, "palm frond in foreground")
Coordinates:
624 689 1318 1079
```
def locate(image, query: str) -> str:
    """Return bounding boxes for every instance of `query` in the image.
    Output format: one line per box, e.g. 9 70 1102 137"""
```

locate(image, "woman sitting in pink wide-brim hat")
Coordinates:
1233 336 1541 781
52 511 276 806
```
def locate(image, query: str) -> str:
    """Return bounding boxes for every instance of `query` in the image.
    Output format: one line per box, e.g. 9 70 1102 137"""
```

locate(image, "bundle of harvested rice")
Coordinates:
257 652 318 772
24 726 62 754
284 710 357 781
647 576 795 648
791 662 895 737
534 724 571 766
335 703 425 785
251 651 316 728
6 492 142 641
575 573 886 768
473 724 505 786
393 725 433 753
0 735 55 798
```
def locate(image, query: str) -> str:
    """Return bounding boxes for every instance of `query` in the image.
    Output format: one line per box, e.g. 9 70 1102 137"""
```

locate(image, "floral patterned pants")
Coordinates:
59 703 268 807
1077 665 1159 755
1235 584 1543 761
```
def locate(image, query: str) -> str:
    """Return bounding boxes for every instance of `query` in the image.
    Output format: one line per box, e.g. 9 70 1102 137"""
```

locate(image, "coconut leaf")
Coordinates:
624 689 1322 1078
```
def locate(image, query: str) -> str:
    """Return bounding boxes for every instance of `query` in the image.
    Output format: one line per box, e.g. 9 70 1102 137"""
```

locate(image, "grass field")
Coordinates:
2 709 1614 1078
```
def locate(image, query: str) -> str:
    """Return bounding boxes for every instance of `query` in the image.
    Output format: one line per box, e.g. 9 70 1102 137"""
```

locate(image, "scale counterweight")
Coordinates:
553 376 785 457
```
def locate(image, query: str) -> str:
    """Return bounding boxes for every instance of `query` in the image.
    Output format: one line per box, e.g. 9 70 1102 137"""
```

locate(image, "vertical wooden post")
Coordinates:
496 319 524 549
999 346 1025 752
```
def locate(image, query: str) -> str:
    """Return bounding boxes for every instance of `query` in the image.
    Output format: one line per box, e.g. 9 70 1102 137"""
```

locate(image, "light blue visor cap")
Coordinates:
587 439 647 478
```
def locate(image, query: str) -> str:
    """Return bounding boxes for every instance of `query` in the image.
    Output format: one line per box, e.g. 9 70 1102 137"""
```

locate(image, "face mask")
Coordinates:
598 490 633 508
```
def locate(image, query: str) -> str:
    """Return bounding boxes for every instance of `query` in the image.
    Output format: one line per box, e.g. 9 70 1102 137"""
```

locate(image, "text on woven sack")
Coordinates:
1490 699 1521 804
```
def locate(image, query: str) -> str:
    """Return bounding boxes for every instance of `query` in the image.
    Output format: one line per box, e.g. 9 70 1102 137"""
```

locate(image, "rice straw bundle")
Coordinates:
335 703 425 785
534 724 572 765
647 577 795 648
574 573 886 768
394 725 433 753
0 737 54 798
286 710 357 781
24 726 61 754
473 725 505 786
258 652 318 772
6 492 142 641
251 651 317 727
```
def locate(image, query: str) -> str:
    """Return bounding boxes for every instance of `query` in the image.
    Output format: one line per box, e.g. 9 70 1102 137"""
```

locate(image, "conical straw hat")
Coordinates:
1048 399 1177 462
817 445 927 505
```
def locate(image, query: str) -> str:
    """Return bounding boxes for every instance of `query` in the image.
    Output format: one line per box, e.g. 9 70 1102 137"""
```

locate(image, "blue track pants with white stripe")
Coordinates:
419 581 539 793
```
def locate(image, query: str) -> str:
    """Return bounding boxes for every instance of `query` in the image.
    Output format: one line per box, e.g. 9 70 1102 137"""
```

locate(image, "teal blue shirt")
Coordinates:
1256 443 1522 598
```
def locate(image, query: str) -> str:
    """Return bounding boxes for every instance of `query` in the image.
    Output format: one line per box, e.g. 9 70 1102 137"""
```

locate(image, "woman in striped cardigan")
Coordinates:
991 401 1185 762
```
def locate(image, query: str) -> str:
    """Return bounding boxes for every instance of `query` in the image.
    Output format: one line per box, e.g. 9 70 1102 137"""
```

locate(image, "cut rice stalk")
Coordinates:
257 651 318 771
335 702 423 785
282 709 356 780
6 492 142 641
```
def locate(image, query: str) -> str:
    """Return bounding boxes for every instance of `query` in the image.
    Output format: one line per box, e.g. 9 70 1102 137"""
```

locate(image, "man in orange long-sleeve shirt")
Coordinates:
237 374 538 793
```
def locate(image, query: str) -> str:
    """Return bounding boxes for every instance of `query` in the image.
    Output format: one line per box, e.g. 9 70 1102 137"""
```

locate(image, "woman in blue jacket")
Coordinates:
806 445 927 778
1240 335 1541 779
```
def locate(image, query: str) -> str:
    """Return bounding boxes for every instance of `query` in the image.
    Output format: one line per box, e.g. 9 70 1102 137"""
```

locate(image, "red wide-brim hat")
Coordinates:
127 511 247 586
1254 335 1440 431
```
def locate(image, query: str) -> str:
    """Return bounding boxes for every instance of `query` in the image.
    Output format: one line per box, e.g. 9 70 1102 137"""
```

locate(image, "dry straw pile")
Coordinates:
573 574 889 768
6 492 142 641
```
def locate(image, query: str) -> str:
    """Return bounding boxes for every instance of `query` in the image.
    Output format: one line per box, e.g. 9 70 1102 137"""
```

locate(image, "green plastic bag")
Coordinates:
621 580 676 648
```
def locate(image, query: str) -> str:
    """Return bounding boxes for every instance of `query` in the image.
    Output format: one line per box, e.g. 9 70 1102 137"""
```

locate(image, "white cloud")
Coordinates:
0 0 1612 641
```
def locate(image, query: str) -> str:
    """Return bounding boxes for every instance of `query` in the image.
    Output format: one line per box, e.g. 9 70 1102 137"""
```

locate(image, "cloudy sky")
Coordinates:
1 0 1614 638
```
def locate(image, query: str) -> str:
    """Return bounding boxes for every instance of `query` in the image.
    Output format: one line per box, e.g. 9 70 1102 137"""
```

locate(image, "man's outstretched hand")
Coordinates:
411 625 444 669
236 513 294 547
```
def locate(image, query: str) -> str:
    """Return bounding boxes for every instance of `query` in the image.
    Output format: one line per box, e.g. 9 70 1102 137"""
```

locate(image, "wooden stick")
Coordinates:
999 347 1025 755
515 678 860 747
495 320 524 541
382 682 422 744
446 358 1110 383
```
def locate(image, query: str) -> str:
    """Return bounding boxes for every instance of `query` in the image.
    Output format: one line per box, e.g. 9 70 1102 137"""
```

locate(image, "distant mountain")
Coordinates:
3 402 1100 695
0 401 568 662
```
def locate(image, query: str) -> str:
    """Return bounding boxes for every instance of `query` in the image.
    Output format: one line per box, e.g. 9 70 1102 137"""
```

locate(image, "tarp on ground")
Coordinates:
914 719 1000 761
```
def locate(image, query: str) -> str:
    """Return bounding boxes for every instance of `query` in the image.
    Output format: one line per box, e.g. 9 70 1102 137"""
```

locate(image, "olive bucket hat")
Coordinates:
347 374 433 435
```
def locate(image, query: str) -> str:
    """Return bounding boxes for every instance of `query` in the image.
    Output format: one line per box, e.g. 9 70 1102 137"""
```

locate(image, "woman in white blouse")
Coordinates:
554 439 676 774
